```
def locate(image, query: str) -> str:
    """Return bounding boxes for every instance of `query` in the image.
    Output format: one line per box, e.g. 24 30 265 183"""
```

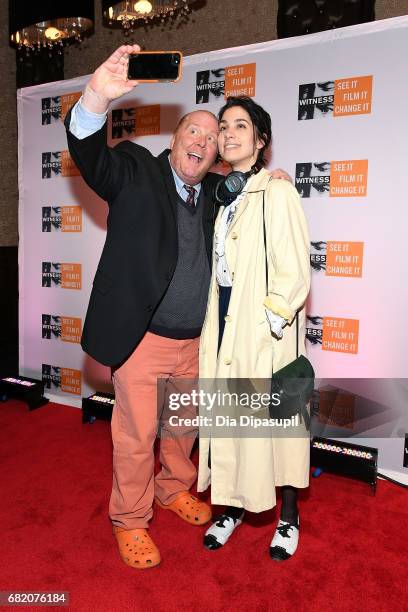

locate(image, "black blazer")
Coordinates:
65 109 219 366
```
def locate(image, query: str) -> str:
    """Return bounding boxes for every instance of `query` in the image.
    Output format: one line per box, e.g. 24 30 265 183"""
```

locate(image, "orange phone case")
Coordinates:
127 51 183 83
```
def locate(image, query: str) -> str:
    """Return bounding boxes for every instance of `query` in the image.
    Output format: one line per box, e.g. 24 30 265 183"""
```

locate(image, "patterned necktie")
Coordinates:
184 184 196 208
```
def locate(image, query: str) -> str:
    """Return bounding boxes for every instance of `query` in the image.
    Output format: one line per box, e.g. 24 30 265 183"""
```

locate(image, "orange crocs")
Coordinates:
156 491 211 525
113 527 161 569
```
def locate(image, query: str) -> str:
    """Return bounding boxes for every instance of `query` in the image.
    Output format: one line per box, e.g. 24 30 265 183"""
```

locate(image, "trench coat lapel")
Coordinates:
226 171 267 234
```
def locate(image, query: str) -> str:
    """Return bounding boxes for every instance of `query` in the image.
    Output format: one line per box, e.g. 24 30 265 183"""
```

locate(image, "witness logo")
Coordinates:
295 162 330 197
298 82 334 120
196 68 225 103
42 97 61 124
298 75 372 120
196 63 256 104
42 262 81 289
112 108 135 138
42 315 82 343
42 151 80 179
404 434 408 468
311 241 364 277
306 315 359 353
42 363 81 395
42 152 61 178
42 262 61 287
310 242 327 272
42 364 61 390
42 315 61 339
306 315 323 346
41 92 81 124
296 160 368 198
112 105 160 139
42 206 82 232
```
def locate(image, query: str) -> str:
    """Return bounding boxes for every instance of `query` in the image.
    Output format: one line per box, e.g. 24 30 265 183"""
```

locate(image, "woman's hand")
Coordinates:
82 45 141 114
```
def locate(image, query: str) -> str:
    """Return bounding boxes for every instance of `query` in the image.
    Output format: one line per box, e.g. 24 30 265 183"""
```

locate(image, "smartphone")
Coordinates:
127 51 182 83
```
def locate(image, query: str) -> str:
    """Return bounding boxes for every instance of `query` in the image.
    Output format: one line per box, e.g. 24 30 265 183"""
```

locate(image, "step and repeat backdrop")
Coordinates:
18 17 408 480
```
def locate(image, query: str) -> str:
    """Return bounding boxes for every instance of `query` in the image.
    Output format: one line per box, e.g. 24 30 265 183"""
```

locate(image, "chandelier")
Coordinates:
102 0 196 31
9 1 94 51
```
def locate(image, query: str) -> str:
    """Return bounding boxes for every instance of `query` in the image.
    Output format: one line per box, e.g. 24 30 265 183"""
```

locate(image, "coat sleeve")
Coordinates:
262 179 311 323
64 106 141 203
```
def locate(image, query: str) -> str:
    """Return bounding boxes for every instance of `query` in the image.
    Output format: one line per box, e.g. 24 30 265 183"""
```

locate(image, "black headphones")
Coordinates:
214 168 257 205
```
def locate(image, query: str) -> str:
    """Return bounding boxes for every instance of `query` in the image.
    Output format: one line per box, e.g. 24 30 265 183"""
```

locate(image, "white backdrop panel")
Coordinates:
18 17 408 480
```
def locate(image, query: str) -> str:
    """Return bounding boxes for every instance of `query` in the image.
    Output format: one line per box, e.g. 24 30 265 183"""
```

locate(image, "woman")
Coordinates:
197 96 311 560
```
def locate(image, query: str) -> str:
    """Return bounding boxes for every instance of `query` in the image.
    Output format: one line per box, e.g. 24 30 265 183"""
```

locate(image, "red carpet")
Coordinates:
0 400 407 611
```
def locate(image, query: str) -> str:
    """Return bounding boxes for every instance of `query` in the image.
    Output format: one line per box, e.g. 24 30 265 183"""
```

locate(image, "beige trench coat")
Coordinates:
197 170 311 512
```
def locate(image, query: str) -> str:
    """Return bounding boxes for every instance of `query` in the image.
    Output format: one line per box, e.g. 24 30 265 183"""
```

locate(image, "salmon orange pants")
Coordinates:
109 332 200 530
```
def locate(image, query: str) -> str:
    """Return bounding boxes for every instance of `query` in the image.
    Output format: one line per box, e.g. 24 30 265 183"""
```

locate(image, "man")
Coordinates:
66 45 287 569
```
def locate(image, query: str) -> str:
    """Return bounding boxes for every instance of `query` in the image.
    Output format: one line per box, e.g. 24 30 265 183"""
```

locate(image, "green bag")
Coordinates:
269 335 315 429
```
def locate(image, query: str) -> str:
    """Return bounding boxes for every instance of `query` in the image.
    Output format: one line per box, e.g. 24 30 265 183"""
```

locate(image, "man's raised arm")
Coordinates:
81 44 140 114
66 45 142 201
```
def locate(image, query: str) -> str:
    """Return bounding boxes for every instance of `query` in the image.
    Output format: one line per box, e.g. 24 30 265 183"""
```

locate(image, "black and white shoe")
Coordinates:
203 511 244 550
269 517 299 561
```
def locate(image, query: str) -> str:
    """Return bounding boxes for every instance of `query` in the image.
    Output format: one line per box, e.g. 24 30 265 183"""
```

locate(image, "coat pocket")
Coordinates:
93 269 114 295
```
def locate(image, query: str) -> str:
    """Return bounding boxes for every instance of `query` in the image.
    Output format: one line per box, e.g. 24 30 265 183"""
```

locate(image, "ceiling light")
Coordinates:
134 1 153 14
102 0 197 31
9 1 94 52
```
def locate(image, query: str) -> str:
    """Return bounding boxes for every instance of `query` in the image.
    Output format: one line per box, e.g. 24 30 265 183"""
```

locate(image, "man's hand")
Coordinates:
270 168 293 183
82 45 141 114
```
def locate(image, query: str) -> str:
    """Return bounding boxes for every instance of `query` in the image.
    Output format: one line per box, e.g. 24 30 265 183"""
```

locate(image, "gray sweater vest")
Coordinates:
148 190 211 338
